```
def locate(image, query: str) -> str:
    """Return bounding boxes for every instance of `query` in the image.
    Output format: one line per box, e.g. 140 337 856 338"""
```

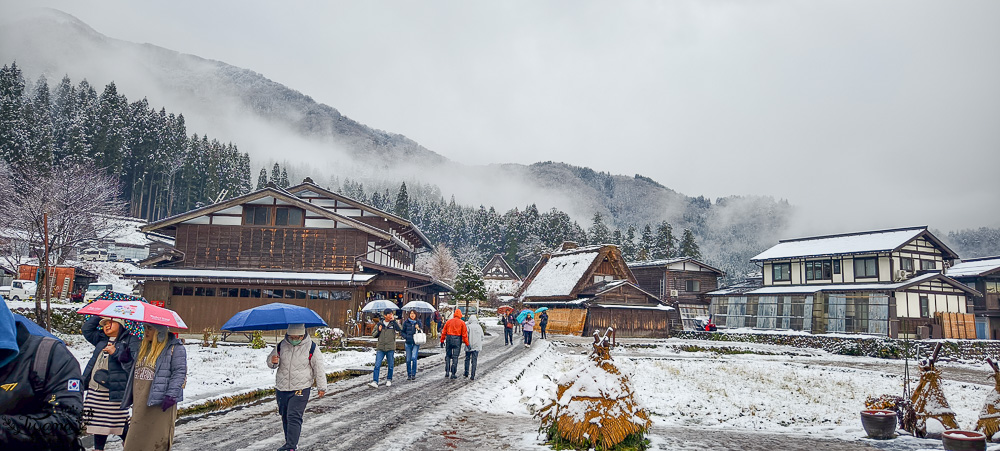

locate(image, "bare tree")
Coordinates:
416 242 459 285
0 161 127 327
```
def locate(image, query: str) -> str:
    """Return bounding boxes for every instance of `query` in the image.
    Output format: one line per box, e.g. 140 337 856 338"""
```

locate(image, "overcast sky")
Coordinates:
12 0 1000 232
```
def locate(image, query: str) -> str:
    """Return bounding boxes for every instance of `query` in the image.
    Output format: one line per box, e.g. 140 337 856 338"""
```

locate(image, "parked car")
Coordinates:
83 283 115 302
0 279 37 302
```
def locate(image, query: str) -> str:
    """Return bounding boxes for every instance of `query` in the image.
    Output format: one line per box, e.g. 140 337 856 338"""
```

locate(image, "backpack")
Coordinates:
277 341 317 361
29 337 58 393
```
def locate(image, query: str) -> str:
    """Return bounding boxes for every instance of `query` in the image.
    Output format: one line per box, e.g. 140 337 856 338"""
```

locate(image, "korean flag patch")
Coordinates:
67 379 81 392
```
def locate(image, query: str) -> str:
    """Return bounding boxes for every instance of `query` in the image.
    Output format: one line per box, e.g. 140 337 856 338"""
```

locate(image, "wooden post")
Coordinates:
43 213 51 332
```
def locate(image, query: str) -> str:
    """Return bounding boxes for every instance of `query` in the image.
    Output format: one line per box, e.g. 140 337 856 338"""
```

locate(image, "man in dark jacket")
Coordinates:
539 311 549 340
503 313 516 345
0 300 85 450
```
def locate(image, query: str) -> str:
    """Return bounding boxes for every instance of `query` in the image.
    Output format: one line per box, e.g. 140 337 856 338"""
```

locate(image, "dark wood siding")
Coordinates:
583 307 670 338
631 267 665 299
174 224 371 271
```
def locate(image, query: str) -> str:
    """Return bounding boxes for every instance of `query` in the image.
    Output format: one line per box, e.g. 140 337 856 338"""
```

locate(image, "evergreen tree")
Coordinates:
26 75 54 169
622 225 638 261
278 167 289 188
588 212 611 244
453 263 487 310
0 63 30 166
652 221 675 259
270 163 280 185
611 229 624 248
678 228 701 259
637 224 654 261
394 182 410 219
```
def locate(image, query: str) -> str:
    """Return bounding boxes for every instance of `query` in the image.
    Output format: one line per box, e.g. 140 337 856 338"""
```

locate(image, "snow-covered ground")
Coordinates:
456 335 1000 450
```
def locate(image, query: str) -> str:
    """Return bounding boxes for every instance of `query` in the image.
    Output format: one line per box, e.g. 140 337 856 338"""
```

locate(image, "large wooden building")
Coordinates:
517 243 672 338
707 226 980 338
628 257 724 331
481 254 521 299
126 180 453 332
947 256 1000 339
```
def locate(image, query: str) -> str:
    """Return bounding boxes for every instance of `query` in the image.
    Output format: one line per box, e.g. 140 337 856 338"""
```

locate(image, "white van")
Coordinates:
79 248 109 262
0 280 37 301
84 283 115 302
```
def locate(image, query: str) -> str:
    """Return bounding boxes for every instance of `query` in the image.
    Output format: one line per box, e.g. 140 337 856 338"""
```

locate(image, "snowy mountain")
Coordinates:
0 8 795 279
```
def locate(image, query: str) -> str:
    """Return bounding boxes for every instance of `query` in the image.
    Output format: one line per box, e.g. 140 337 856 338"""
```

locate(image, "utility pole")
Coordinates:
43 213 51 332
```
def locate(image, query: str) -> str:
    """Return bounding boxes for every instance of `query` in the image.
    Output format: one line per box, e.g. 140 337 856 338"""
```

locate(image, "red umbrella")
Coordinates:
497 305 514 315
76 300 188 329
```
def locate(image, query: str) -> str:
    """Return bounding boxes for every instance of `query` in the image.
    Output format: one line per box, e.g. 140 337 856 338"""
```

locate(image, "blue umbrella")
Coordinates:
13 314 63 342
516 309 534 323
534 307 549 313
221 303 327 332
362 300 398 313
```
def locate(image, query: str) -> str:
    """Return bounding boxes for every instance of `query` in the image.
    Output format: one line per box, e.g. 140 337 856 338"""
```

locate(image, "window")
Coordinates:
685 280 701 292
275 207 303 226
239 288 250 298
195 287 207 296
854 258 877 278
205 287 215 297
593 275 613 283
987 281 999 294
772 263 791 282
331 290 352 300
243 205 271 225
833 260 841 274
900 258 914 271
920 259 936 271
805 261 832 280
919 296 929 318
182 286 194 296
284 289 295 299
172 286 183 296
250 289 262 298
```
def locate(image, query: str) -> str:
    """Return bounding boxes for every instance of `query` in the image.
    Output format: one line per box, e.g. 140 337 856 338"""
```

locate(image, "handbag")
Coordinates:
93 368 110 387
413 331 427 345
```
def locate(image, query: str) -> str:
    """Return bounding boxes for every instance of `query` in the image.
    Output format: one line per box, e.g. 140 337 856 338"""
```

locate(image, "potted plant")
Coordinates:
941 430 987 451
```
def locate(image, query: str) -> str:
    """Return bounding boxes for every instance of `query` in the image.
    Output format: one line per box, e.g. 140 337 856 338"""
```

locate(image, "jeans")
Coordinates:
444 335 462 376
464 349 479 378
373 349 394 382
404 343 420 377
504 327 513 345
277 387 310 449
540 323 547 339
524 331 533 345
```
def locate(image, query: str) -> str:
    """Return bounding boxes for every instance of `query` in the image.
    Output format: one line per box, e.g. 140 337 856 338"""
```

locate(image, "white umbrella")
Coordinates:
361 299 399 313
401 300 436 313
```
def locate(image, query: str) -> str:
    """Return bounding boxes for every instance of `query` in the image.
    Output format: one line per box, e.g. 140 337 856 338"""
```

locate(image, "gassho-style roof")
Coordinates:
947 256 1000 278
751 226 959 262
706 272 982 297
627 257 724 275
481 254 521 281
520 245 604 298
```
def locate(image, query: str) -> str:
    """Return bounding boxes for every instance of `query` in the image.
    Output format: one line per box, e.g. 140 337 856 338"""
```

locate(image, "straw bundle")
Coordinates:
975 358 1000 439
910 343 959 431
538 328 651 449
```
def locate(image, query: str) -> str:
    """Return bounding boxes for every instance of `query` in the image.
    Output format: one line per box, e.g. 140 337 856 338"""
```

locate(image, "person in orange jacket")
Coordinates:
439 309 469 379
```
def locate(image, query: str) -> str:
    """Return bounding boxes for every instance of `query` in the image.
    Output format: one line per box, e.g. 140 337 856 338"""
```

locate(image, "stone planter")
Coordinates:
860 410 897 439
941 430 987 451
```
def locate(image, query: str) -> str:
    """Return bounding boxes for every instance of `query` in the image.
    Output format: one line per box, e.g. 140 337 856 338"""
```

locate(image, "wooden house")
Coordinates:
481 254 521 298
628 257 724 331
516 243 672 338
126 179 453 332
707 226 980 338
947 256 1000 339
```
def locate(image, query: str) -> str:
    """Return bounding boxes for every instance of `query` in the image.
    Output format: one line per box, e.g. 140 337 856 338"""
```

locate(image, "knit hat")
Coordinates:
99 317 127 328
287 323 306 335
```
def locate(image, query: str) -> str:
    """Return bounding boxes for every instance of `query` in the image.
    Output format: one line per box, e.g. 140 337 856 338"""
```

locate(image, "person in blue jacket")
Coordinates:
0 299 85 450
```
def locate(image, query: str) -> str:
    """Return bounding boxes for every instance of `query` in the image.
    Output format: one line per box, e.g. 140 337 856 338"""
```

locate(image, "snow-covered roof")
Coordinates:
521 249 600 298
126 268 375 283
947 257 1000 278
592 304 674 311
751 226 932 261
628 257 689 268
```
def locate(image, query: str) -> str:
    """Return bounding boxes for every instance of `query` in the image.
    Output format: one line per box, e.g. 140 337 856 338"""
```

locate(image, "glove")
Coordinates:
161 395 177 411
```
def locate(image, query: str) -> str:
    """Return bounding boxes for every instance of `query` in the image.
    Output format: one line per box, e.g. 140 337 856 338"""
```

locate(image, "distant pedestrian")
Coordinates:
503 313 515 345
433 310 443 341
464 315 484 380
369 308 401 388
400 310 423 381
440 309 469 379
82 316 139 451
539 311 549 340
123 324 187 451
267 323 327 451
522 316 535 348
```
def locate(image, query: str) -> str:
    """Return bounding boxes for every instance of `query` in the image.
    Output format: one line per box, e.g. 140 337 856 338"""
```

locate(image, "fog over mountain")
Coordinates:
2 7 996 276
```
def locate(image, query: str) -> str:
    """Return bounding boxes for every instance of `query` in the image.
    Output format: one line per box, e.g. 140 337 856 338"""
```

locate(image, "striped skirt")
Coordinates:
83 387 129 435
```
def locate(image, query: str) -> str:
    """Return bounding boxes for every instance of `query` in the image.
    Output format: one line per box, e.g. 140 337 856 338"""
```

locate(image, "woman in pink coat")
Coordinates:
521 316 535 348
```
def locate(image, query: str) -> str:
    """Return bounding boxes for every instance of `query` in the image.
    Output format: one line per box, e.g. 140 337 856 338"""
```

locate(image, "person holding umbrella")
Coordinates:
81 316 139 451
522 314 535 348
267 323 326 451
122 323 188 451
400 309 423 381
369 309 402 388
